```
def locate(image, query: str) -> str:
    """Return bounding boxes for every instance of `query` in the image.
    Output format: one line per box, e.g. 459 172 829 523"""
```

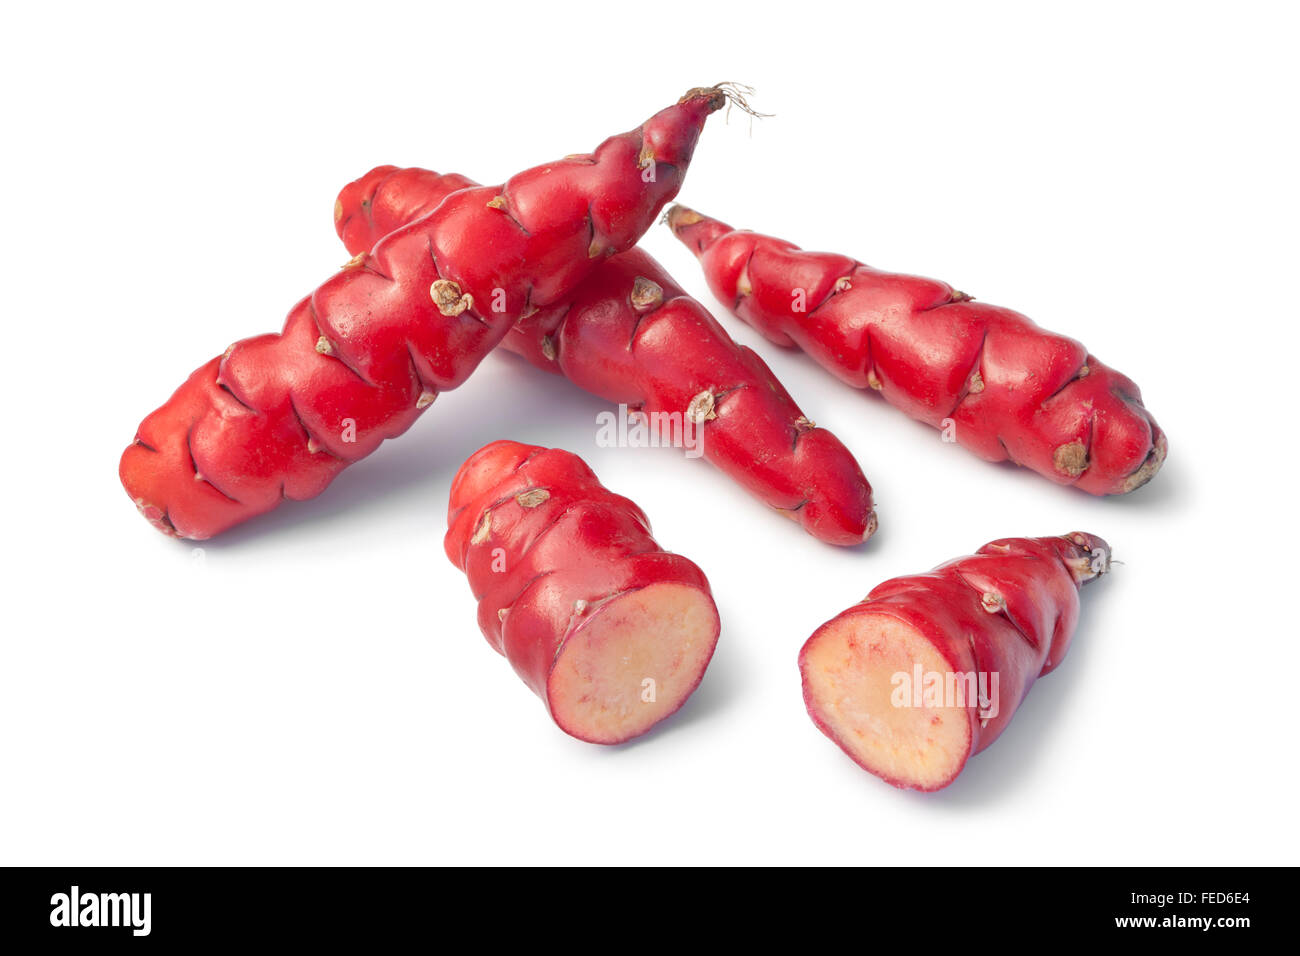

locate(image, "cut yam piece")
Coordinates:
550 582 720 744
798 534 1106 791
446 441 723 746
800 610 973 792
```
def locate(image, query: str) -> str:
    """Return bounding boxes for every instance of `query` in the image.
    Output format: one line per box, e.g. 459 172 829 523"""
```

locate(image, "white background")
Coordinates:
2 0 1296 866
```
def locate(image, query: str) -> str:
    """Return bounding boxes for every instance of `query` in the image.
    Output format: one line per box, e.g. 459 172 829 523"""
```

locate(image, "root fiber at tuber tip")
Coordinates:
677 82 766 122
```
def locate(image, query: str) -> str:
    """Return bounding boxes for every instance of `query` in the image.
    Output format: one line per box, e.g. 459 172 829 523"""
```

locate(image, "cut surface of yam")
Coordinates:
549 582 719 744
801 610 972 791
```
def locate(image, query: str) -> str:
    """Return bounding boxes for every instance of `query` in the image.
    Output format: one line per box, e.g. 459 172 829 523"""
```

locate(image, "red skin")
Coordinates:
119 87 732 540
667 207 1167 496
335 166 876 545
445 440 720 742
800 532 1109 790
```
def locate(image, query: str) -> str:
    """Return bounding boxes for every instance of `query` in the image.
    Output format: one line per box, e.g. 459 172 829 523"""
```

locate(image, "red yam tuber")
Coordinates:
800 533 1109 790
667 207 1166 496
119 86 735 539
445 441 720 744
335 165 876 545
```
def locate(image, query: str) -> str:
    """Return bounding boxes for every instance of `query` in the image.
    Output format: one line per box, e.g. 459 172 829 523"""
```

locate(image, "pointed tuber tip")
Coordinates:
1063 532 1112 585
677 82 761 116
665 204 703 235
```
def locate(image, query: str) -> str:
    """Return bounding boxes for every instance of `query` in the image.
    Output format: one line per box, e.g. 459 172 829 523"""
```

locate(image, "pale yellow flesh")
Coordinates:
803 612 971 789
549 582 718 744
